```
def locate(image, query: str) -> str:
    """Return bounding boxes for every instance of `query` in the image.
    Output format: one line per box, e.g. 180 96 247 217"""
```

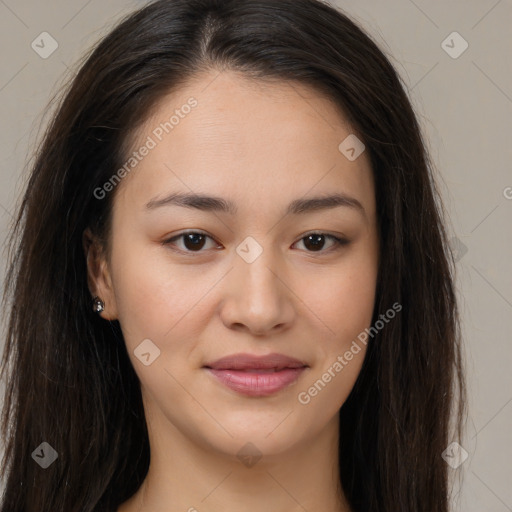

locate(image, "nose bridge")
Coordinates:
235 236 282 303
222 236 293 334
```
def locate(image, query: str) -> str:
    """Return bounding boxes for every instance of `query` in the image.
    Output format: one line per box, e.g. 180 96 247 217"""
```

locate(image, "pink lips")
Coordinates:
204 353 308 397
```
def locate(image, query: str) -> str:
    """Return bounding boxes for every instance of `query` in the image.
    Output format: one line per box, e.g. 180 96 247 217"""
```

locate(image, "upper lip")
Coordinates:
204 353 308 371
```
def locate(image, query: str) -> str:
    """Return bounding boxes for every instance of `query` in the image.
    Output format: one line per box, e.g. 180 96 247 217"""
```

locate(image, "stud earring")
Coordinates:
92 296 105 313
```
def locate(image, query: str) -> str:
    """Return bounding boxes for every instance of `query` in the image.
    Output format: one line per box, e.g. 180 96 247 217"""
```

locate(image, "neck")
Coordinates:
118 403 351 512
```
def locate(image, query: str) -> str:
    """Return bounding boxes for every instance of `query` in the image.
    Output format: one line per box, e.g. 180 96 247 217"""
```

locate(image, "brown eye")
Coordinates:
162 231 219 253
162 231 349 256
294 233 349 253
182 233 206 251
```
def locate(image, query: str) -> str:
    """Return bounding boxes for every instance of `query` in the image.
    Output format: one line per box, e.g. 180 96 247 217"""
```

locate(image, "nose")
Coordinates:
219 246 295 336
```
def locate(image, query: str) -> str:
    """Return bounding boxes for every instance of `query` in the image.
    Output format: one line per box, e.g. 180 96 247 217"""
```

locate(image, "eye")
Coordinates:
293 232 349 253
162 231 220 254
161 231 349 255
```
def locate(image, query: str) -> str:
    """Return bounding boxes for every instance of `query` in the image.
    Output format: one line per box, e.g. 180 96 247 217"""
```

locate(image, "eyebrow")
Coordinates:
145 192 366 218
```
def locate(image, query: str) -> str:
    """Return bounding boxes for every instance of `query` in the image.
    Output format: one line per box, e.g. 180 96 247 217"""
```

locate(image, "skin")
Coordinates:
84 70 379 512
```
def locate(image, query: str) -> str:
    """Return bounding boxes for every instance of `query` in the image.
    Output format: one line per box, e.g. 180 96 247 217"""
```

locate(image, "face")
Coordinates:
86 70 379 459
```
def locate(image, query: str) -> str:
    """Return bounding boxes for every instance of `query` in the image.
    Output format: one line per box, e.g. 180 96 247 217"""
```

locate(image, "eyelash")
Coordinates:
161 231 350 256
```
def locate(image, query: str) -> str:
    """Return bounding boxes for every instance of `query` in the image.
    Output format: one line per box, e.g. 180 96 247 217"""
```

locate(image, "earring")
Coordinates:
92 296 105 313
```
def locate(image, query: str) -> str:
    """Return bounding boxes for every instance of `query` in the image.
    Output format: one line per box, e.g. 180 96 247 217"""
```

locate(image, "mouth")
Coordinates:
217 368 289 373
203 352 309 397
204 367 308 397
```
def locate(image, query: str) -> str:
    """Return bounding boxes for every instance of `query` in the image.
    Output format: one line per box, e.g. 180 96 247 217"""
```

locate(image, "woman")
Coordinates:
0 0 466 511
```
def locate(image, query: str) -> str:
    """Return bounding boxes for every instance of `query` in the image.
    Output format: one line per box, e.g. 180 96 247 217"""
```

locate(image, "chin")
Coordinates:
196 410 313 458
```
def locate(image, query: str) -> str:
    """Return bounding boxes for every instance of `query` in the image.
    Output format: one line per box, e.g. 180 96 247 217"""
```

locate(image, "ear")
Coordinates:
82 227 118 320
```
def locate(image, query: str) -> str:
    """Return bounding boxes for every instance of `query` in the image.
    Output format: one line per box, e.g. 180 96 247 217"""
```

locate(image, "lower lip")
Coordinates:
206 367 307 397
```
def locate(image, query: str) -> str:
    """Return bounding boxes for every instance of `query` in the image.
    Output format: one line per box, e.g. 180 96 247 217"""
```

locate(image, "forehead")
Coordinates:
133 70 354 153
114 70 375 221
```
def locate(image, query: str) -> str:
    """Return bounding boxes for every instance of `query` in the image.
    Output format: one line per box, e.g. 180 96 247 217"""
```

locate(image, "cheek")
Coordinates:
304 251 378 345
295 265 374 418
109 241 208 354
294 243 377 412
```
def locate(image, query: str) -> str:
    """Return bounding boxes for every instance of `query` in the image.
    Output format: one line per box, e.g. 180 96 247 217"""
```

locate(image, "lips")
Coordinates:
204 352 307 371
203 353 308 397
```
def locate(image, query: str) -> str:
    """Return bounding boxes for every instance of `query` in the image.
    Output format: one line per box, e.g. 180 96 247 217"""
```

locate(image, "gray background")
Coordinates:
0 0 511 510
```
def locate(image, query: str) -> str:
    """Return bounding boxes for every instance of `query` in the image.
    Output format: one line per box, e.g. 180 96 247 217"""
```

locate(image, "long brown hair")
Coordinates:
1 1 466 510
